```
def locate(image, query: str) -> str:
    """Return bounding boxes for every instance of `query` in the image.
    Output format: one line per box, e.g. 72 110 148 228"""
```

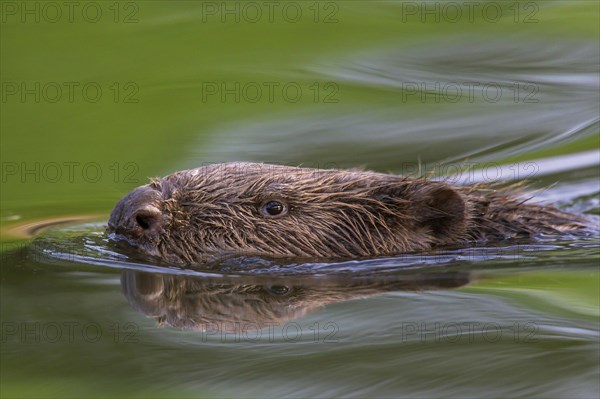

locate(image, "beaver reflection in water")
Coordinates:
121 271 471 330
107 162 585 265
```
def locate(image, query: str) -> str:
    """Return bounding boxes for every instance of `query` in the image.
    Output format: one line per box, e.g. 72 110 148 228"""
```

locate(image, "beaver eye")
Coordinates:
267 285 291 296
260 200 287 217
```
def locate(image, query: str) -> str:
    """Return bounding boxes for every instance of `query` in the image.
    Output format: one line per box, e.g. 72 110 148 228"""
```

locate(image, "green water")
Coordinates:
1 1 599 398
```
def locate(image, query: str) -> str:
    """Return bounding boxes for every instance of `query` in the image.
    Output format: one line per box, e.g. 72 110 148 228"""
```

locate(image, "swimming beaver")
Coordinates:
107 162 586 265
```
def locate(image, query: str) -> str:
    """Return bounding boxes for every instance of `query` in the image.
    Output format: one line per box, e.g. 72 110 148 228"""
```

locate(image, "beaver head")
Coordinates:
107 162 468 265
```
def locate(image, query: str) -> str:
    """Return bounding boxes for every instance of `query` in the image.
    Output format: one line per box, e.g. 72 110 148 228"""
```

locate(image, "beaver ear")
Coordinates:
414 185 467 240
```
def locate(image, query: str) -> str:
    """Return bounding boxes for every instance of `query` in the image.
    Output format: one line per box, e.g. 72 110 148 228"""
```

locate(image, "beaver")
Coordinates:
107 162 586 265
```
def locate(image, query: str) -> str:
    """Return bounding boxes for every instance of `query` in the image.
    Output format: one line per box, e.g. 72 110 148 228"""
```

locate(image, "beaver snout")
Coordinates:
107 185 163 244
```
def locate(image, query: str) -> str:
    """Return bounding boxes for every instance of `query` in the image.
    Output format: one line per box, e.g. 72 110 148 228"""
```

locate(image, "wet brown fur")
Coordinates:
107 162 586 265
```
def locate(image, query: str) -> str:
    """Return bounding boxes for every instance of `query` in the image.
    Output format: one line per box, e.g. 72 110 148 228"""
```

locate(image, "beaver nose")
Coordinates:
108 185 162 236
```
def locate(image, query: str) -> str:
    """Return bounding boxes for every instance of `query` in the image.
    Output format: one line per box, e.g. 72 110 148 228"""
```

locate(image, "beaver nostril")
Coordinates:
136 214 151 229
134 210 159 230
